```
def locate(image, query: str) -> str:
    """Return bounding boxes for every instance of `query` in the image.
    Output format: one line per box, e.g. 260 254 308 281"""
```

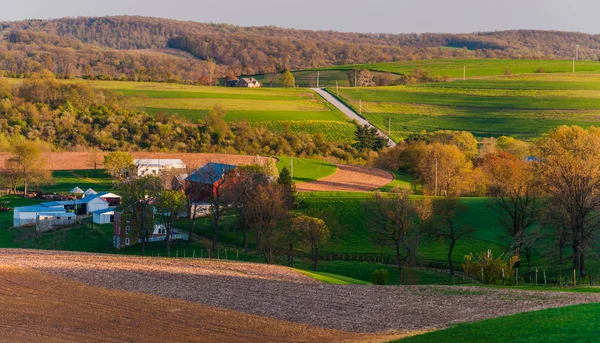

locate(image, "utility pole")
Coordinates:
290 156 294 180
573 58 575 73
463 66 466 80
359 99 362 115
336 81 339 96
388 117 391 136
354 70 358 87
317 71 320 88
576 44 579 61
434 157 438 197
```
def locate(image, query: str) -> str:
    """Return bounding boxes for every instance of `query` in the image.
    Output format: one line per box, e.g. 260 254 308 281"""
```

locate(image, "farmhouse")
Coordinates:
135 158 186 176
112 209 189 249
185 163 236 202
226 78 262 88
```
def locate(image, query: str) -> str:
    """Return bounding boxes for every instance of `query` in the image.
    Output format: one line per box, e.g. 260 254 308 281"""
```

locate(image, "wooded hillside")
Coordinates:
1 16 599 82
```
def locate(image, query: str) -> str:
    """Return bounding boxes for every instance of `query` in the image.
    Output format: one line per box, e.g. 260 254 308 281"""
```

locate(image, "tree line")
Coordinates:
0 72 375 163
373 126 600 281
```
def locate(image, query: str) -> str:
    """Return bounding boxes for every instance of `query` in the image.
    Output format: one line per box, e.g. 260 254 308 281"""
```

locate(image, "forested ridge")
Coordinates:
1 16 600 83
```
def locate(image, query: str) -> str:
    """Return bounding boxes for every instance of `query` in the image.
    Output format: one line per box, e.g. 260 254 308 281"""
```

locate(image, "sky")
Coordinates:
1 0 598 34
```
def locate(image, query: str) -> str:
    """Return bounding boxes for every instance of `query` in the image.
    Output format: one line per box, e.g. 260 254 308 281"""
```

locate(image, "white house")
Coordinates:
93 208 115 224
134 159 187 176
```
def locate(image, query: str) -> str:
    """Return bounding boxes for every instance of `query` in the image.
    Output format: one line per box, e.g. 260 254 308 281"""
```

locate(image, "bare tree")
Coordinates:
430 197 473 276
364 189 422 284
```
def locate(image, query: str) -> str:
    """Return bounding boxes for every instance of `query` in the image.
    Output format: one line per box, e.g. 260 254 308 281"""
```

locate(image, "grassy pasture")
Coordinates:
326 59 600 78
330 73 600 140
275 157 337 183
395 303 600 343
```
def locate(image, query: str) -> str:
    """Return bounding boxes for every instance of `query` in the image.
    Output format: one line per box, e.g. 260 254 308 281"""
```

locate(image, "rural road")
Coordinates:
311 88 396 147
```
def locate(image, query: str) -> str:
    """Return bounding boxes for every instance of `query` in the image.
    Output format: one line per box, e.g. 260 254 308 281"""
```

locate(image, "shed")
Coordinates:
93 208 115 224
13 204 67 227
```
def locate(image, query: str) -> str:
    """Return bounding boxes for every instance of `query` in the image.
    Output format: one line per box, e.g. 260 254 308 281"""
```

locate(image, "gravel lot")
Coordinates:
2 249 599 333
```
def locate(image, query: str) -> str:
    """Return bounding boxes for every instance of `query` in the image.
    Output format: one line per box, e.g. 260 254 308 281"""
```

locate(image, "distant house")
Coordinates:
134 158 186 176
185 163 237 202
237 77 262 88
225 77 262 88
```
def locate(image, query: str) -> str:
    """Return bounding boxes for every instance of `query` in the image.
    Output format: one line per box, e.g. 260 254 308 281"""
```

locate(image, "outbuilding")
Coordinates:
13 203 68 227
134 158 187 176
93 208 116 224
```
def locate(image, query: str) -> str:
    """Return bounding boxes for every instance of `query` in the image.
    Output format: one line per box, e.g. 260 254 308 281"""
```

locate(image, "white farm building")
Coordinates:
13 192 122 228
135 159 186 176
93 208 116 224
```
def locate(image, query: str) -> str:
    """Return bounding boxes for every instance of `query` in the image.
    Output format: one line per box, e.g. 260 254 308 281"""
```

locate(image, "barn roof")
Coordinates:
186 163 236 184
135 159 186 168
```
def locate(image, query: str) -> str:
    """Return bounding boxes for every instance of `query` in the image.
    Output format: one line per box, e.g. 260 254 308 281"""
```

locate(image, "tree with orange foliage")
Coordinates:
416 143 474 197
482 151 542 254
536 126 600 277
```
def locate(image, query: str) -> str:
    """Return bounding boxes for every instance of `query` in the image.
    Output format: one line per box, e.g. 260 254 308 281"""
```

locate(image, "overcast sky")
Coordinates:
1 0 597 34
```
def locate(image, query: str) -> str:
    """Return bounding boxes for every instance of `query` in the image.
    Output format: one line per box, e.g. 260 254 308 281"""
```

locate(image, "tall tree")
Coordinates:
280 71 295 88
293 215 330 271
120 174 162 256
416 143 474 196
365 189 421 284
537 125 600 277
104 151 134 181
156 189 186 257
8 141 49 196
226 166 270 252
482 151 541 254
277 167 296 208
245 183 288 263
430 197 472 276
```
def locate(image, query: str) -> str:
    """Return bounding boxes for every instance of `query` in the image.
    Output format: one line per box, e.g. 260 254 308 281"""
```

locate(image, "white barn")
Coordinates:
135 159 186 176
13 203 69 227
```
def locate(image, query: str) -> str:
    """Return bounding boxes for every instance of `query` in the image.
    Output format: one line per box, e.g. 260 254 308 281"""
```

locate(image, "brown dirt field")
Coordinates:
0 152 270 170
0 265 406 343
3 250 600 335
297 164 393 192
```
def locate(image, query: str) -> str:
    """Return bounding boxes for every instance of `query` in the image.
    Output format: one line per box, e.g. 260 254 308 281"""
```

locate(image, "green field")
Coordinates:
326 59 600 78
330 73 600 140
395 303 600 343
275 157 337 183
